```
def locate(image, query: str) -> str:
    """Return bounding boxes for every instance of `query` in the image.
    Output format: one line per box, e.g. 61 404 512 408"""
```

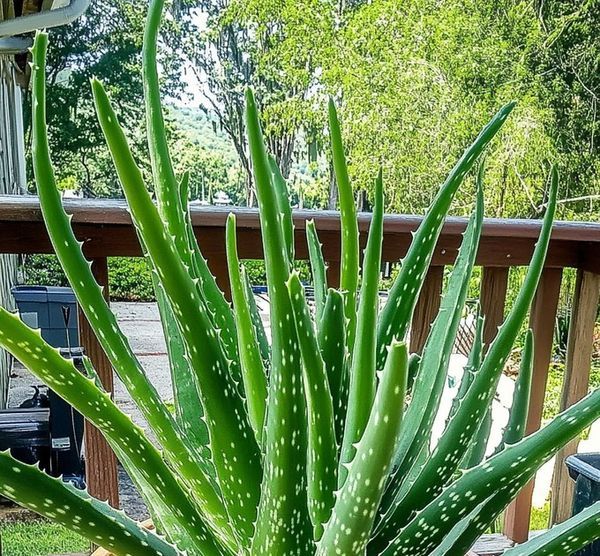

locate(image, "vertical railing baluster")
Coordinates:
550 269 600 524
78 256 119 508
504 267 563 543
410 266 444 354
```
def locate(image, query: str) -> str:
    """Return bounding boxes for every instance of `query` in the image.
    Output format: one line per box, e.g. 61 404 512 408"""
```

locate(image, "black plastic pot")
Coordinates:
566 453 600 556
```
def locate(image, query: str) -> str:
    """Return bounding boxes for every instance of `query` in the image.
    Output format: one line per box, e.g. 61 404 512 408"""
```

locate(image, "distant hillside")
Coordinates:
168 105 238 166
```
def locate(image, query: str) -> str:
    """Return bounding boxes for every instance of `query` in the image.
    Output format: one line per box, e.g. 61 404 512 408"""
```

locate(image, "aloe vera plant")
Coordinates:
1 3 600 555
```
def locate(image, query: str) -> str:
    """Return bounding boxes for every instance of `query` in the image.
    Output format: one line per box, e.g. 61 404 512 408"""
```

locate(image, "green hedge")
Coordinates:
22 255 155 302
22 256 312 302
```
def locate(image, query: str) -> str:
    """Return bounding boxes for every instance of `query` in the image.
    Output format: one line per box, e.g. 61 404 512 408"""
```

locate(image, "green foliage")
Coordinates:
22 255 155 301
1 6 600 555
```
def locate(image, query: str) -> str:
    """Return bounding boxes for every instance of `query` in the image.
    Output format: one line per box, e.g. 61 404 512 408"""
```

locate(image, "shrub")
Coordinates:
1 3 600 555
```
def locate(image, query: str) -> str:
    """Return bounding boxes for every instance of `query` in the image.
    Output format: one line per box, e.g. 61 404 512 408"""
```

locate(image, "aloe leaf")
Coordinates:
463 407 493 468
92 79 261 547
30 32 232 544
317 341 408 556
245 89 313 555
287 271 338 540
500 328 534 449
0 308 225 555
405 352 422 396
154 278 214 474
377 169 560 555
226 213 268 446
269 155 295 262
377 178 484 528
243 268 271 365
502 500 600 556
144 0 241 388
318 288 348 444
328 98 359 347
446 315 485 425
339 169 384 486
380 371 600 556
376 103 515 373
0 453 181 556
306 220 328 327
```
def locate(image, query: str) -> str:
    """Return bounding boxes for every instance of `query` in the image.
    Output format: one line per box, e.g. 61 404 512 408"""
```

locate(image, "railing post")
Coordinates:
78 257 119 507
551 270 600 524
480 267 509 348
504 267 563 543
410 266 444 354
327 260 341 289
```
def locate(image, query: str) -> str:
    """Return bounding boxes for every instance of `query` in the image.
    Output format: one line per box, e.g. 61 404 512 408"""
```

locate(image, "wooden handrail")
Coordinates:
1 195 600 271
0 193 599 545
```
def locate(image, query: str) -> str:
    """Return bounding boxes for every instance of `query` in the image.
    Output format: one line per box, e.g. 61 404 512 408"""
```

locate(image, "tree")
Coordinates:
22 0 187 197
177 0 337 204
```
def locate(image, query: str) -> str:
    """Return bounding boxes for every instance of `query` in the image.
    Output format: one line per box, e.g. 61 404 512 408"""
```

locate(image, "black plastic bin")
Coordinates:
11 285 78 348
566 453 600 556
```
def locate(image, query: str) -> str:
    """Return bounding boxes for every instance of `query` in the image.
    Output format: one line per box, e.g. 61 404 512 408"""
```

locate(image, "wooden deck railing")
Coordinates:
1 194 599 544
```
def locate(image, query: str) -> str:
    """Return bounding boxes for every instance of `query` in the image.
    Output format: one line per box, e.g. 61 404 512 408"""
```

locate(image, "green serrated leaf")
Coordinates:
92 78 261 548
339 169 384 487
226 213 268 446
328 98 359 349
306 220 328 328
376 103 515 373
0 308 224 555
287 272 338 541
245 89 313 555
30 31 232 548
0 453 181 556
318 341 408 556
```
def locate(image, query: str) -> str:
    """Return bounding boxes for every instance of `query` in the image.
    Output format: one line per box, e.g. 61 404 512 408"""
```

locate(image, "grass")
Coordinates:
0 518 89 556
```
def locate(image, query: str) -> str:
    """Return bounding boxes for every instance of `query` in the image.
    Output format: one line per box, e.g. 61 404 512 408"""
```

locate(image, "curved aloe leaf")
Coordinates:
0 308 224 555
287 271 337 540
374 170 557 546
328 98 359 347
246 89 313 555
381 371 600 556
500 328 535 449
376 103 515 372
0 453 181 556
317 341 408 556
269 155 295 262
306 220 328 327
339 169 384 486
319 288 348 444
92 78 261 547
377 178 484 529
226 213 268 446
30 31 232 546
243 268 270 365
145 0 242 390
503 500 600 556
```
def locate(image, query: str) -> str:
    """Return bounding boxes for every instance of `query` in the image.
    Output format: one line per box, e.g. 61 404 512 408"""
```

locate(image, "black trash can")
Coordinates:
566 453 600 556
11 285 79 348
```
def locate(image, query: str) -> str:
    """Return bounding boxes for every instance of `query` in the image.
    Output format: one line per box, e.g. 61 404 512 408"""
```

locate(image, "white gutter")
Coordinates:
0 0 91 38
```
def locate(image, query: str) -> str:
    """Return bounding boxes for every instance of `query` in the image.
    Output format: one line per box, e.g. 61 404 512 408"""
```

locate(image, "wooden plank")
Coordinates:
77 257 119 508
504 267 563 543
0 196 599 271
480 267 509 349
550 270 600 524
410 266 444 354
206 252 231 301
326 259 341 289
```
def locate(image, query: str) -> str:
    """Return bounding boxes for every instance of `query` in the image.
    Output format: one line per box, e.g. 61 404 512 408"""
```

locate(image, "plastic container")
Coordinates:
566 453 600 556
11 285 79 348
